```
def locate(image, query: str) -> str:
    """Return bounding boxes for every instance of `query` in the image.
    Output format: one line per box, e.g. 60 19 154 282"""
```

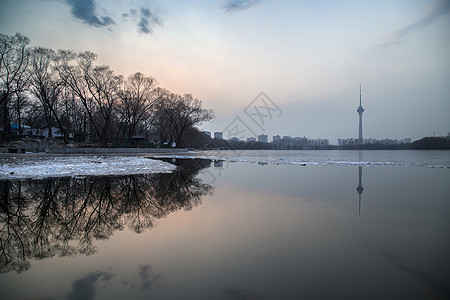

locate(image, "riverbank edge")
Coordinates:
0 147 191 156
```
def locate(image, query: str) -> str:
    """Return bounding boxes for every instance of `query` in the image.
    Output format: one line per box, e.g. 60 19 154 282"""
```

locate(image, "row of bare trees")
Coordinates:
1 33 214 146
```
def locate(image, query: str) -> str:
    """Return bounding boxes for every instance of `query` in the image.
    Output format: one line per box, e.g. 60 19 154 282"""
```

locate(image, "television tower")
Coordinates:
357 84 364 145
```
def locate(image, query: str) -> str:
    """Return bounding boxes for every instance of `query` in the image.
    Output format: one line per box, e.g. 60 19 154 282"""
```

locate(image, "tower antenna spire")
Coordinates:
360 84 362 106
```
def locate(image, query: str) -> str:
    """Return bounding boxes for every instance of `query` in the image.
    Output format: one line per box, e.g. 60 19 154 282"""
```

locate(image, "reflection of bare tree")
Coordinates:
0 180 33 273
117 159 212 233
0 159 213 273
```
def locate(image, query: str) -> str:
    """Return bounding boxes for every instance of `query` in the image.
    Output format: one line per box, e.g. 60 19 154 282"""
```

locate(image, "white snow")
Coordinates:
0 156 176 180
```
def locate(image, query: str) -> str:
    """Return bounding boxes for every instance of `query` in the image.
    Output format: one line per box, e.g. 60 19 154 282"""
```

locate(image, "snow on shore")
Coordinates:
0 156 176 180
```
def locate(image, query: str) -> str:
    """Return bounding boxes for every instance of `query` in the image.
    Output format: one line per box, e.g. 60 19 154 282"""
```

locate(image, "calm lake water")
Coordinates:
0 150 449 300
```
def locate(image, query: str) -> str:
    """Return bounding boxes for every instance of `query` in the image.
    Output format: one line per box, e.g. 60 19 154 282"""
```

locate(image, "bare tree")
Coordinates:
173 94 214 146
10 87 31 136
0 33 30 140
153 93 214 147
59 86 87 141
118 72 158 143
28 47 71 142
152 90 177 146
56 51 121 144
87 64 122 143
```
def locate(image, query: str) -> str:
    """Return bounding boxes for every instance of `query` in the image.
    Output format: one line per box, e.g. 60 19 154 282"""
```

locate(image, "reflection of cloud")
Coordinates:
376 251 450 299
122 264 162 290
378 0 450 47
64 0 115 27
67 271 114 300
221 285 261 300
221 0 261 12
139 264 153 290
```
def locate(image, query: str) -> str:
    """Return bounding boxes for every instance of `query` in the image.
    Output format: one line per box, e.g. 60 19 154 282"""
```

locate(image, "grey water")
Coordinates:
0 150 449 300
189 149 450 168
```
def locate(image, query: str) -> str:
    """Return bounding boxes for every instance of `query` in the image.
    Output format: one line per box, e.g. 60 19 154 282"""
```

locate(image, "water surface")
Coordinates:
0 151 449 299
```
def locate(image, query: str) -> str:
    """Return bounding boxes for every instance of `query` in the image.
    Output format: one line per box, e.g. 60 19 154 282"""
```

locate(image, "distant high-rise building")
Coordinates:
214 132 223 139
247 137 256 142
357 84 364 144
202 131 211 138
273 135 281 143
258 134 268 143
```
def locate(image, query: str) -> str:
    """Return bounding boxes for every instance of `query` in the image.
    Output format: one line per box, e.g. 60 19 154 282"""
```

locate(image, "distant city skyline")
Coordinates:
209 129 413 146
1 0 449 143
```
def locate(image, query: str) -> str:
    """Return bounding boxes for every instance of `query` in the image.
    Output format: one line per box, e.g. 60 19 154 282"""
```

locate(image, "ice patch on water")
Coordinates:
153 154 448 168
154 155 223 161
0 156 176 180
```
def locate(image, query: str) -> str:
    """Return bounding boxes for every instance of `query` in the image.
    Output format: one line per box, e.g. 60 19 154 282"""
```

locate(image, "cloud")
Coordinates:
122 7 161 34
378 0 450 47
221 0 261 12
65 0 115 27
121 9 138 20
137 7 162 34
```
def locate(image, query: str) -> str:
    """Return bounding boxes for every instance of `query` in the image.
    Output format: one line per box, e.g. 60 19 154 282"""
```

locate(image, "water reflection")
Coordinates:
356 150 364 215
356 166 364 215
0 158 213 274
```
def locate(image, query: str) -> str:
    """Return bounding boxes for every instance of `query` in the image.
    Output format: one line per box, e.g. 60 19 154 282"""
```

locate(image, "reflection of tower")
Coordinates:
357 84 364 145
356 166 364 216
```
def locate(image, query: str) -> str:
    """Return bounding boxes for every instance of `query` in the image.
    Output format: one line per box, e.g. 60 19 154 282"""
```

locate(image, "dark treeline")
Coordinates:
336 137 450 150
0 33 214 147
192 137 450 151
410 137 450 150
0 158 214 273
183 136 273 150
336 143 412 150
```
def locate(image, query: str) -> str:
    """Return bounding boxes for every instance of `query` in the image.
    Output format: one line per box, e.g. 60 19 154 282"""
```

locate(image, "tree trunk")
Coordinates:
1 92 12 140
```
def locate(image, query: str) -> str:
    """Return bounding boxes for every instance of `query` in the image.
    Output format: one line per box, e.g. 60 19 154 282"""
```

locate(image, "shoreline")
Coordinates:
1 147 449 157
0 147 192 157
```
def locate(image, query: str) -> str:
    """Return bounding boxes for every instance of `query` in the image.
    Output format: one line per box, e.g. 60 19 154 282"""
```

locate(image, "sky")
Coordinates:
1 0 449 143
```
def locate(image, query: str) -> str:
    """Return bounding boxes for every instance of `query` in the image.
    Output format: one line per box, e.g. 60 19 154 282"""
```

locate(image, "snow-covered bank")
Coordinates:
0 156 177 180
